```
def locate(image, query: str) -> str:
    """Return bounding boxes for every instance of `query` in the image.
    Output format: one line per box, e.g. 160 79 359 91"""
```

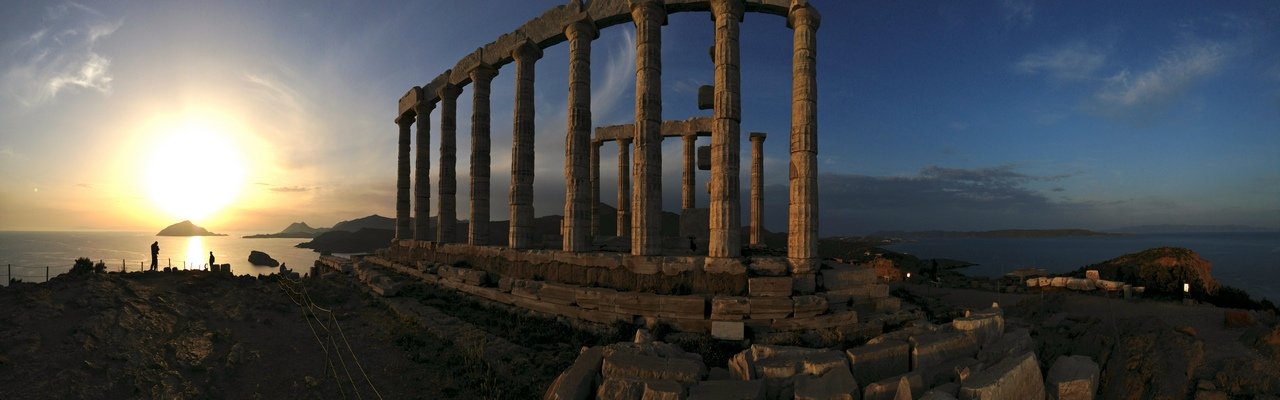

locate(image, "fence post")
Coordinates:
7 264 10 284
45 266 49 282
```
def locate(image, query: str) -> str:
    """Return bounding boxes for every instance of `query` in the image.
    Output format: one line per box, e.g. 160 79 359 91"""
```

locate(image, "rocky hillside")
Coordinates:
1085 247 1220 296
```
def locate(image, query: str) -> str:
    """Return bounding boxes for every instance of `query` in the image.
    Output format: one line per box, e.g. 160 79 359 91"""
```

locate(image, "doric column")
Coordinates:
437 84 461 243
414 101 435 241
749 132 765 247
616 137 631 237
681 134 696 210
469 65 498 246
630 0 665 256
708 0 744 258
788 1 821 269
590 141 602 238
509 40 542 249
564 18 598 252
395 113 414 241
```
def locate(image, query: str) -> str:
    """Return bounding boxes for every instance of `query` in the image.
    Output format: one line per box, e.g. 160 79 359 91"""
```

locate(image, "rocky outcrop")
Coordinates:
297 228 394 253
156 220 225 236
247 251 279 267
1085 247 1219 295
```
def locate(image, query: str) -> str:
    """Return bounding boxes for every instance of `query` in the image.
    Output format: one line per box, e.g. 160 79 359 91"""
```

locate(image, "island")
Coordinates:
243 222 328 238
872 228 1123 239
156 220 226 236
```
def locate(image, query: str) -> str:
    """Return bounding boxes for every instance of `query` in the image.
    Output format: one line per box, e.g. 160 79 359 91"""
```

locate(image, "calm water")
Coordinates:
883 232 1280 303
0 231 321 284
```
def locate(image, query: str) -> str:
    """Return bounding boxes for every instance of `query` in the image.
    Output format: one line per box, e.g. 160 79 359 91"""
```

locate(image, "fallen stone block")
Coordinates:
795 364 859 400
922 356 981 389
846 339 910 386
959 351 1044 400
544 346 604 400
1050 277 1067 287
922 383 960 400
711 321 745 341
863 371 924 400
1096 280 1124 292
712 296 750 320
748 297 793 319
749 276 793 297
771 310 858 331
978 328 1033 365
952 310 1004 346
1084 270 1100 281
688 380 765 400
792 295 829 318
642 379 684 400
597 378 644 400
910 331 979 373
1045 355 1099 400
602 352 704 384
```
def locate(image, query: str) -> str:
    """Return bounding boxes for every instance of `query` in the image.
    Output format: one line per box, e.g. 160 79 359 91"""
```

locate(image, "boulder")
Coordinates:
959 352 1045 400
545 346 604 400
1045 355 1099 400
247 250 279 267
688 380 765 400
846 339 910 387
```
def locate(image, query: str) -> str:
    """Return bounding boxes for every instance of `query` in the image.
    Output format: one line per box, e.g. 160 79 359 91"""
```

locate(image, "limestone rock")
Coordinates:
846 339 910 387
544 346 604 400
910 331 979 373
959 352 1045 400
688 380 764 400
712 296 750 320
792 295 828 318
749 276 792 297
952 307 1004 346
1045 355 1099 400
711 321 744 341
977 328 1033 365
794 364 859 400
247 250 279 267
863 372 923 400
748 297 792 319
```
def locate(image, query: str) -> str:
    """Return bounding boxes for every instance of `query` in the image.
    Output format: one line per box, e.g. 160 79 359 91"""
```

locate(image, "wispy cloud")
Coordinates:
1000 0 1035 28
1 2 121 108
1015 41 1107 81
270 186 309 193
1092 40 1230 121
590 26 636 124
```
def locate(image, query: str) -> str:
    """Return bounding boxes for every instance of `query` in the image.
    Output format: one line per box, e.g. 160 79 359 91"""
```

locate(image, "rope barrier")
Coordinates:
277 276 383 400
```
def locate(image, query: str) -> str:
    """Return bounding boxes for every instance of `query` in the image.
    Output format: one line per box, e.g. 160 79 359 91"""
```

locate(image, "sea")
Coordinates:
883 232 1280 303
0 231 322 284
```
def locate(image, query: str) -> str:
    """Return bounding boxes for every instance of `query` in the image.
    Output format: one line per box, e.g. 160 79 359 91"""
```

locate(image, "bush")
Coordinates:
70 257 94 275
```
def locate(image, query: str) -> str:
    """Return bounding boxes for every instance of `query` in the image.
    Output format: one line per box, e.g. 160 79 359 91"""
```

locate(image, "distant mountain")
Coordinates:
871 229 1121 239
157 220 226 237
1110 224 1278 234
297 228 395 253
331 215 396 232
243 222 329 239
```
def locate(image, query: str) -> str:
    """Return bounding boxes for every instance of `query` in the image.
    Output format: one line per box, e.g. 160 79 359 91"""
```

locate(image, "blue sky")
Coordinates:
0 0 1276 234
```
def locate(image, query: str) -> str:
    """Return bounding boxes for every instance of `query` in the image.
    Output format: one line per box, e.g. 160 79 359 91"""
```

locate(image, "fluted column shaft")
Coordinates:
395 115 413 241
564 20 598 252
509 41 542 249
681 134 696 210
709 0 744 258
788 3 821 268
437 84 461 243
630 0 665 256
616 138 631 237
414 102 435 241
469 66 498 246
590 141 602 238
749 133 765 247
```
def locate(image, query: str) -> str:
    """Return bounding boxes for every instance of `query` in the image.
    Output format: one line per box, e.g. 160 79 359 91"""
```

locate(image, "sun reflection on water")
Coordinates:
184 236 205 270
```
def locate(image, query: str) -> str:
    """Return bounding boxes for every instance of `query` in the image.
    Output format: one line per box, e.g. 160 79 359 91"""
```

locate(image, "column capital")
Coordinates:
565 16 599 41
511 39 543 62
395 113 415 126
709 0 744 20
437 83 462 101
787 0 821 30
413 101 435 117
629 0 667 26
749 132 767 142
617 137 633 145
468 63 499 83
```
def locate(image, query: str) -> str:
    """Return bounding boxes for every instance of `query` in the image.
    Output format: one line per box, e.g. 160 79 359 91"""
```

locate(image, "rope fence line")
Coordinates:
2 259 227 285
277 276 383 400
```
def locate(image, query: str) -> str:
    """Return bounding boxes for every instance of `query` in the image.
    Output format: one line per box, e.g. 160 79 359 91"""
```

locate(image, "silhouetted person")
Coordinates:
208 252 215 270
150 241 159 271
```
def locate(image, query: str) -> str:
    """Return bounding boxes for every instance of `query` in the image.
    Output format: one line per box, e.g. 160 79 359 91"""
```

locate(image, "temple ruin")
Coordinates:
366 0 912 339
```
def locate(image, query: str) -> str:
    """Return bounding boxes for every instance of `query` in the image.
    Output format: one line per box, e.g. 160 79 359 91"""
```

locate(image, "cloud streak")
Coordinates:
1093 40 1229 118
1 2 121 108
1015 41 1107 81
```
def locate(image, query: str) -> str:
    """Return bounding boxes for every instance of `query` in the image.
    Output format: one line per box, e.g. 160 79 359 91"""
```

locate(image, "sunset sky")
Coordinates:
1 0 1277 234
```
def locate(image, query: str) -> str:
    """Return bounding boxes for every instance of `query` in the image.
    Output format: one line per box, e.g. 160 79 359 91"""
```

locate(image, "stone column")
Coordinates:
564 19 598 252
630 0 665 256
681 134 696 210
469 65 498 246
437 84 461 243
788 2 821 270
708 0 744 258
616 137 631 237
749 132 765 247
395 114 413 241
509 40 542 249
414 101 435 242
590 141 602 238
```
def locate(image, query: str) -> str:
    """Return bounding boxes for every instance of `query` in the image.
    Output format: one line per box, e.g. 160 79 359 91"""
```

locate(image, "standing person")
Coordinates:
208 251 215 270
150 241 159 271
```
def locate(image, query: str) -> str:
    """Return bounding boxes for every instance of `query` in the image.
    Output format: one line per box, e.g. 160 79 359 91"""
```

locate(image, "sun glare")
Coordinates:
144 117 247 222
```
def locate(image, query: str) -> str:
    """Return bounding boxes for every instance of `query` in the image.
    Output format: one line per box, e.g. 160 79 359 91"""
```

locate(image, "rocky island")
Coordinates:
243 222 328 239
155 220 226 237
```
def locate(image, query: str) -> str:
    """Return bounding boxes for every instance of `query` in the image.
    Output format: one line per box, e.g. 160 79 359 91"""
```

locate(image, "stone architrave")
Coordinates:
509 40 542 249
682 134 696 210
708 0 744 258
468 64 498 246
630 0 666 256
395 112 414 241
749 132 765 246
437 83 461 243
414 101 436 241
590 141 602 238
563 17 598 252
787 0 821 272
616 137 632 237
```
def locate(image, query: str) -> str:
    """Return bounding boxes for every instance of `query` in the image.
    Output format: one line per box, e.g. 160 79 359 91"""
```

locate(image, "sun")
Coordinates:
144 118 247 222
